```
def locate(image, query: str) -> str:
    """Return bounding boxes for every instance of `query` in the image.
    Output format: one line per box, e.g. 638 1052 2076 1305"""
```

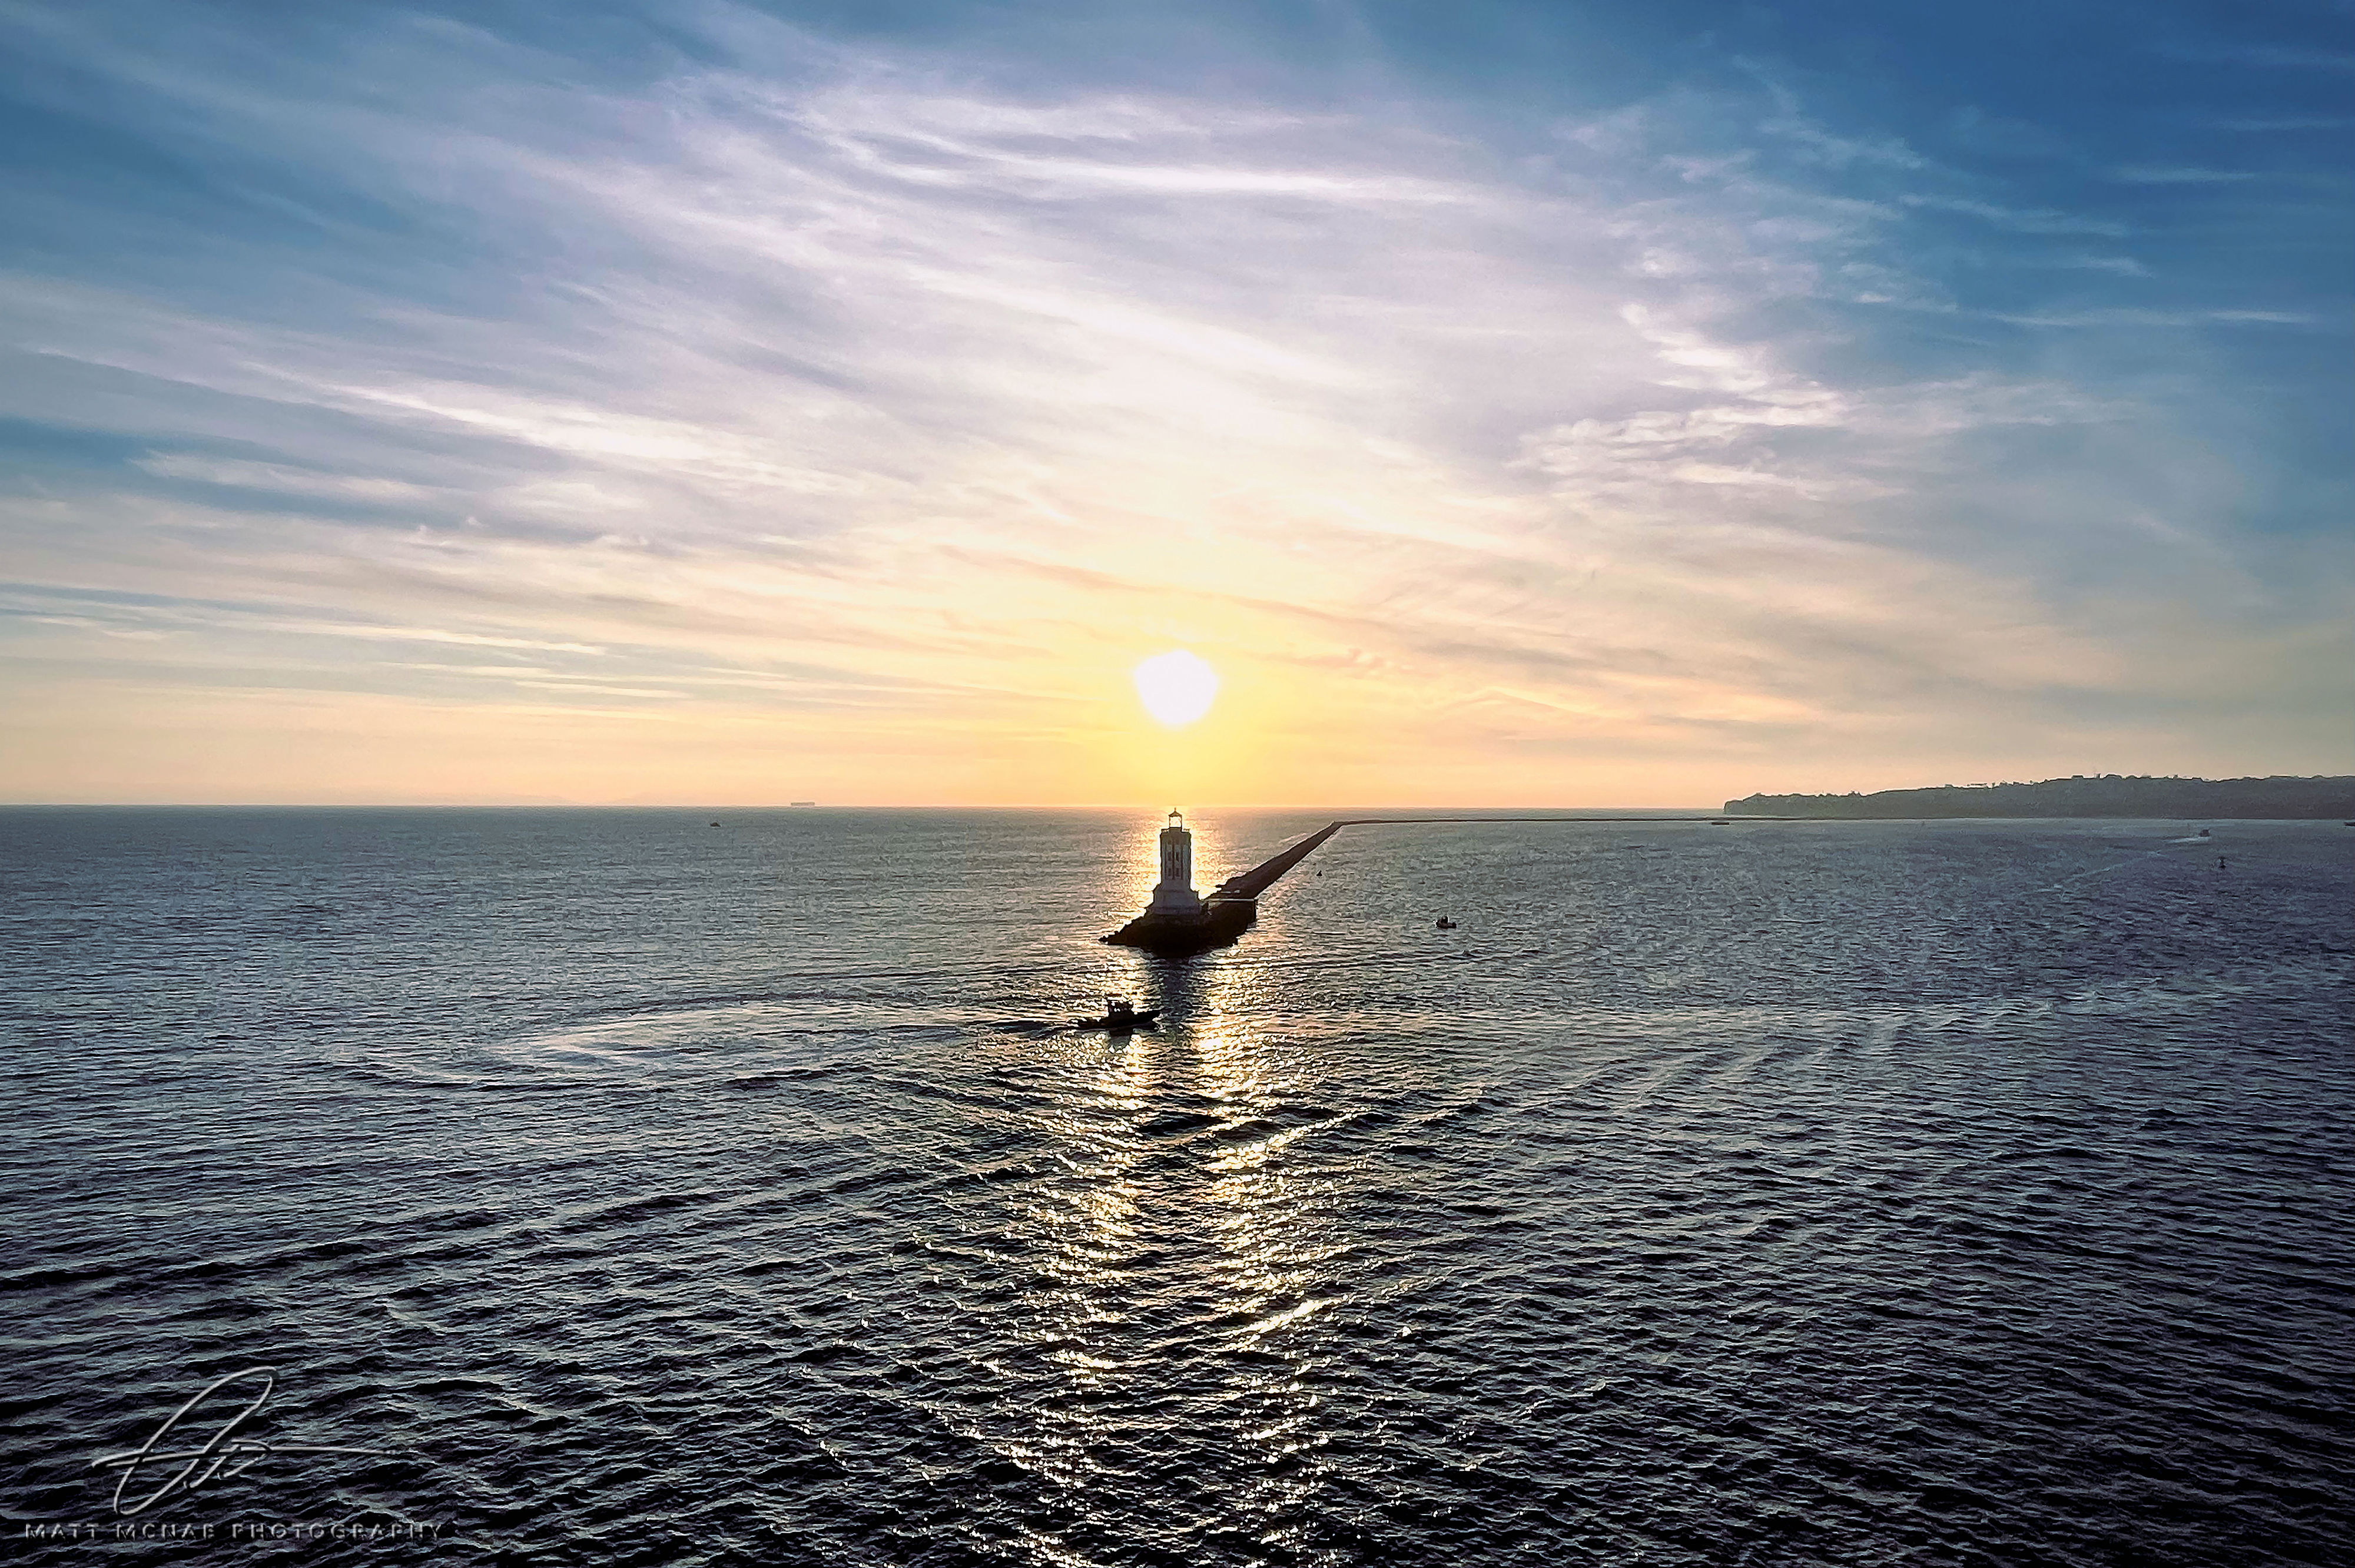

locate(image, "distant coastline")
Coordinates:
1724 775 2355 820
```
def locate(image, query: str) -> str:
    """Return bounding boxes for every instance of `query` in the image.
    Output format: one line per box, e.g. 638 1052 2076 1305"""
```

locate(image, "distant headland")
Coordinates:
1725 775 2355 820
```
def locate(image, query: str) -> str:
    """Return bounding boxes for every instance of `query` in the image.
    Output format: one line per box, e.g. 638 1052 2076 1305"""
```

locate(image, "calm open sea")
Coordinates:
2 807 2350 1566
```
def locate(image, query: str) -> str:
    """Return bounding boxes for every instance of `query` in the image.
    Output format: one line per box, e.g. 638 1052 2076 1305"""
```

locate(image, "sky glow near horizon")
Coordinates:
0 0 2349 805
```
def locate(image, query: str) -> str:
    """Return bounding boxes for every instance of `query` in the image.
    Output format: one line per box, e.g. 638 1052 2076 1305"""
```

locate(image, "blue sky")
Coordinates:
1 0 2348 803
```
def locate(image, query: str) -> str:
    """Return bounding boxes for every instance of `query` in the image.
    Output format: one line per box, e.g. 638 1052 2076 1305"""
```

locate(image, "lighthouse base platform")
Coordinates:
1102 897 1258 954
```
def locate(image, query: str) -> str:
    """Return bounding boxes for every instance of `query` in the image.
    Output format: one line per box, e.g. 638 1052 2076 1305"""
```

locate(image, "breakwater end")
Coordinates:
1102 815 1780 956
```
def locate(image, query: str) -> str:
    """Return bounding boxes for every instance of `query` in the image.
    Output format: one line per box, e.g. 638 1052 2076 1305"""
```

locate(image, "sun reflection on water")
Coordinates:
1183 960 1354 1550
946 944 1379 1562
992 1033 1155 1506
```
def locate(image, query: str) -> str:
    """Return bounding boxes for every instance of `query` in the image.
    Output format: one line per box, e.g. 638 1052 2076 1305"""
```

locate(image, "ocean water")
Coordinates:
2 807 2350 1566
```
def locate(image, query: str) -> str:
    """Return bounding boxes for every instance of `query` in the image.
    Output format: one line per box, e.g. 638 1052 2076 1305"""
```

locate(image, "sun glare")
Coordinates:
1133 649 1220 728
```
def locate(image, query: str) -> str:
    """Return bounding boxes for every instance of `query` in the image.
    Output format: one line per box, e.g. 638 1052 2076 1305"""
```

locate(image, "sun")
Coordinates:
1132 649 1219 728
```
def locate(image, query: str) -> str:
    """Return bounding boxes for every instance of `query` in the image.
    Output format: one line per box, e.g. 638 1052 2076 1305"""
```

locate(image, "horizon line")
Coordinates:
0 800 1732 811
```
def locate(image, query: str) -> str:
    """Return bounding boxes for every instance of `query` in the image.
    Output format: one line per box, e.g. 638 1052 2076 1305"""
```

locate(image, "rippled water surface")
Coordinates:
4 807 2351 1566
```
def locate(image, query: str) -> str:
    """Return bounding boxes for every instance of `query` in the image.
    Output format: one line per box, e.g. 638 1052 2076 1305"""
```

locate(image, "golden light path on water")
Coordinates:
1195 962 1355 1554
979 947 1364 1560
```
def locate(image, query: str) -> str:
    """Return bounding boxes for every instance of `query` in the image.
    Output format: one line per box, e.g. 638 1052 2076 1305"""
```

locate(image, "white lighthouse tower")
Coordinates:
1147 810 1206 916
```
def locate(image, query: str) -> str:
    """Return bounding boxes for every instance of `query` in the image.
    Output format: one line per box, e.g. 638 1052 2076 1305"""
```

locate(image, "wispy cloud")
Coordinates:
2112 164 2264 184
0 1 2347 801
134 453 447 504
1994 307 2320 327
1895 193 2131 237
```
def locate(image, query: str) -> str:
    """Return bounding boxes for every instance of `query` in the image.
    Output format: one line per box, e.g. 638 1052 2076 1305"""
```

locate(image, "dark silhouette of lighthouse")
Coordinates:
1147 811 1206 916
1103 808 1255 953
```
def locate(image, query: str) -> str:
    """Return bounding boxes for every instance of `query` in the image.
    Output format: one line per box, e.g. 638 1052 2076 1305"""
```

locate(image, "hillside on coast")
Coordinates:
1724 775 2355 820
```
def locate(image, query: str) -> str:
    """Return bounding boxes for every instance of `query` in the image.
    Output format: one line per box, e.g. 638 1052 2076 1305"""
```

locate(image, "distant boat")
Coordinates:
790 801 817 807
1435 917 1457 930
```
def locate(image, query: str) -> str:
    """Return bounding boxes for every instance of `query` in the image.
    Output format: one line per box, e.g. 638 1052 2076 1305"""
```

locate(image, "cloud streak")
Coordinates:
0 1 2347 803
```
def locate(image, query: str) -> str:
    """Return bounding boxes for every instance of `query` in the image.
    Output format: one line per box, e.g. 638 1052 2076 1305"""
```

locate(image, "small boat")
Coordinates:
1075 1007 1158 1032
1435 917 1457 930
1077 997 1156 1032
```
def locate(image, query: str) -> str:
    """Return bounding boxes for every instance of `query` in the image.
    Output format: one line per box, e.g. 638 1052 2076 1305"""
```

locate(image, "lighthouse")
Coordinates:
1147 810 1206 916
1104 808 1258 952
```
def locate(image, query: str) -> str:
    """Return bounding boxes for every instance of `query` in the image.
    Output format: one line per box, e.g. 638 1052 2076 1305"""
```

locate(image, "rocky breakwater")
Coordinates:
1103 819 1346 956
1102 895 1259 954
